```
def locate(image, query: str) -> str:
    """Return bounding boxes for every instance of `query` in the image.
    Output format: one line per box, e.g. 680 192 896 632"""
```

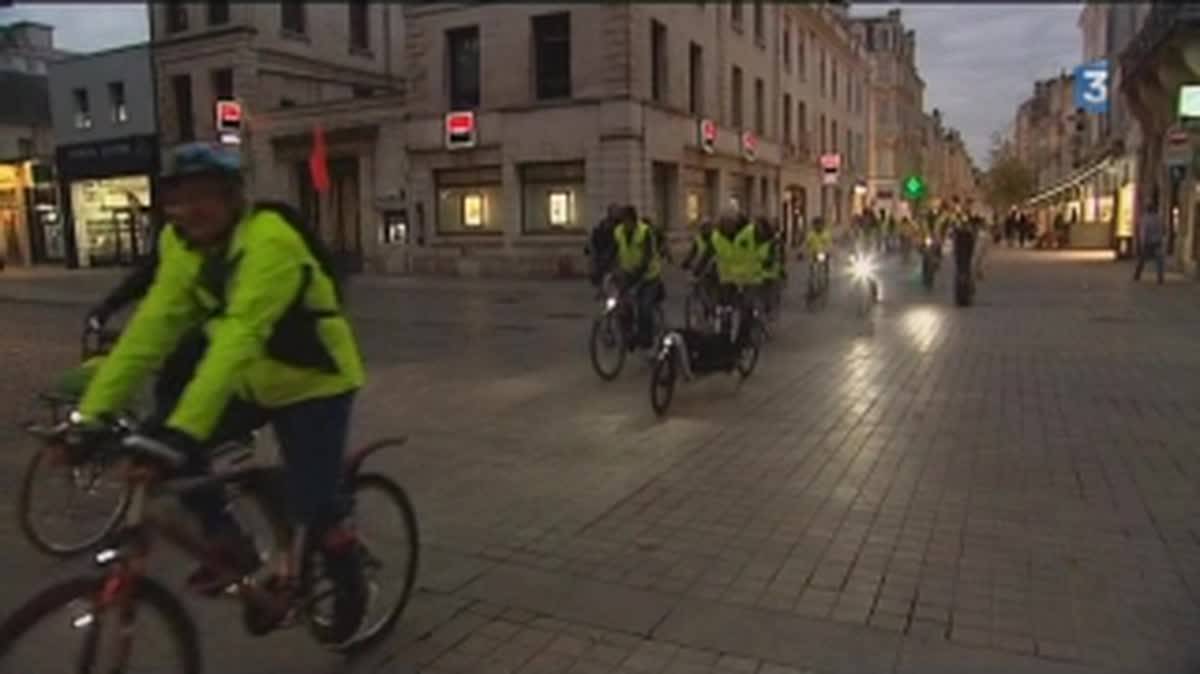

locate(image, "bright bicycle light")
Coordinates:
605 296 618 311
850 254 876 279
817 252 828 262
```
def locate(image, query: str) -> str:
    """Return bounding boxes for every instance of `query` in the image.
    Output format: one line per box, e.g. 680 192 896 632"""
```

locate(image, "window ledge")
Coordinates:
350 45 373 59
280 29 310 43
731 21 744 34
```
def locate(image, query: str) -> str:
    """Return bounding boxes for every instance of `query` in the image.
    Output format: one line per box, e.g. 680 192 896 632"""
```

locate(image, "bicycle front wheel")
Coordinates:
0 575 201 674
17 445 129 558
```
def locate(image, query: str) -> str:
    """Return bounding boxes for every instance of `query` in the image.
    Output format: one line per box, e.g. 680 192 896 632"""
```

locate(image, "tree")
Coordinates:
984 133 1036 215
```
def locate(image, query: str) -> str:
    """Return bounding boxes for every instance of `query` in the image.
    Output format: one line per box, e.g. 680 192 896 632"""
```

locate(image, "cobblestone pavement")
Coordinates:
1 248 1199 673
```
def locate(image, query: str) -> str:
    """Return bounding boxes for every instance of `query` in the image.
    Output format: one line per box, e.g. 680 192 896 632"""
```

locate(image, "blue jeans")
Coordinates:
178 392 356 536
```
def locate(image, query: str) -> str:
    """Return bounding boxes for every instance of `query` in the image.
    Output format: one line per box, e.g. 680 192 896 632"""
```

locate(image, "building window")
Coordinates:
172 74 195 142
520 161 586 233
72 88 92 129
688 42 703 115
532 12 571 100
798 32 807 80
819 48 826 97
832 120 838 153
207 0 230 26
782 21 791 70
17 137 32 157
798 100 807 148
846 129 853 167
754 77 764 134
349 0 369 50
650 20 667 103
730 66 743 128
166 0 188 33
752 0 764 44
211 68 234 101
436 166 502 234
831 60 838 102
447 26 480 109
730 0 743 30
108 81 128 124
782 93 792 145
281 0 306 35
819 113 826 153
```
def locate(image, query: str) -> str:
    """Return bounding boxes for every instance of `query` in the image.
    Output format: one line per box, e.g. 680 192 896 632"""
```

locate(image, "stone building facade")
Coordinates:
148 0 405 273
148 1 871 277
850 9 925 219
401 2 869 276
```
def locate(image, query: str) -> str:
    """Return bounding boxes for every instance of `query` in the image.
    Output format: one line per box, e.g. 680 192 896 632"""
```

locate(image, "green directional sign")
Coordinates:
902 175 926 200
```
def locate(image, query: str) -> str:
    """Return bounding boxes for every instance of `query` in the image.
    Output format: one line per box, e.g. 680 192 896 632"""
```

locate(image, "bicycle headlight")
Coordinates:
850 255 876 279
604 296 618 311
817 252 827 262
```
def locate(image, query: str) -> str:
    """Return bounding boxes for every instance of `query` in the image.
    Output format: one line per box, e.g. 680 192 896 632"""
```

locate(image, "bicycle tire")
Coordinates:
649 353 677 416
17 446 130 559
0 575 201 674
589 313 626 381
318 472 420 655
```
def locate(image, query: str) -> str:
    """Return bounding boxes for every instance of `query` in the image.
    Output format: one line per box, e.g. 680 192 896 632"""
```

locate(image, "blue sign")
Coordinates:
1074 59 1109 114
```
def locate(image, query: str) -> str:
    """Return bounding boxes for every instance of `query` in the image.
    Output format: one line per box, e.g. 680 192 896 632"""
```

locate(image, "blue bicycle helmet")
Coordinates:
161 142 242 185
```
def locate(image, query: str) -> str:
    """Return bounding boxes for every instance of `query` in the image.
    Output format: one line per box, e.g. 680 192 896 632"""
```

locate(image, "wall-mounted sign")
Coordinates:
820 153 840 185
445 111 477 150
741 131 758 162
215 99 242 145
699 119 717 154
1073 59 1108 115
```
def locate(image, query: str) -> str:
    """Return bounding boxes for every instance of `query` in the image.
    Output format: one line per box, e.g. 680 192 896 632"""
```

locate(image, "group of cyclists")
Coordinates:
586 203 842 349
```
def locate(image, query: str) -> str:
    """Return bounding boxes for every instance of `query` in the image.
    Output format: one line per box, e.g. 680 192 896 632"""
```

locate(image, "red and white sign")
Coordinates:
445 111 477 150
698 119 717 154
820 153 841 185
741 131 758 161
215 100 241 131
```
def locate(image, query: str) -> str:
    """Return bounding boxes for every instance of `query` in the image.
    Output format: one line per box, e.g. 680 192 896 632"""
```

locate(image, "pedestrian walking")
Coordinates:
1133 197 1165 284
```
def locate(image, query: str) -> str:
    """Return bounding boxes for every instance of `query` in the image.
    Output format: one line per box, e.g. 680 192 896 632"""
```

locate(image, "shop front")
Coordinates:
54 134 158 269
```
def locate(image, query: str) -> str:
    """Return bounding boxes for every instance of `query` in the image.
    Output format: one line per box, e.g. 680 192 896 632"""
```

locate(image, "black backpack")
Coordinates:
253 200 345 302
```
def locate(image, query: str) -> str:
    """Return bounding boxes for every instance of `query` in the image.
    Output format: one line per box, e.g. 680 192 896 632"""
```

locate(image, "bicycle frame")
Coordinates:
87 459 296 641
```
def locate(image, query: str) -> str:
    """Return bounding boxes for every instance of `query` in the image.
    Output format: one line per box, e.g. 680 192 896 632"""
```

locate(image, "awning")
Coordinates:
1026 154 1115 206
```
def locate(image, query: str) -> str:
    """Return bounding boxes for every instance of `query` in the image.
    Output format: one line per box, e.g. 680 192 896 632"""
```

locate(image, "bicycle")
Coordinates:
588 273 665 381
683 270 719 332
805 251 831 312
17 323 256 559
0 421 419 671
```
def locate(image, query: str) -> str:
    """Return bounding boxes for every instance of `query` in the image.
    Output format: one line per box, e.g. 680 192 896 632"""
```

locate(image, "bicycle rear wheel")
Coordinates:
307 471 419 654
0 575 201 674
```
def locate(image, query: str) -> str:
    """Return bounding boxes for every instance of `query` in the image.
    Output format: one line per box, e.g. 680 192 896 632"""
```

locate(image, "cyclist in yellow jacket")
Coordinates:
77 142 367 643
611 205 664 348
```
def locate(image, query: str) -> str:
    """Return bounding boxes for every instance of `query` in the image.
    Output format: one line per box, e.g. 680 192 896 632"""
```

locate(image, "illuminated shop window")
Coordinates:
462 193 484 227
520 161 586 233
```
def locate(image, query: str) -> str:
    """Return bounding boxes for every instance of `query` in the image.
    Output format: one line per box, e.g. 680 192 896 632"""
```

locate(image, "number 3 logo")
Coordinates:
1083 69 1107 104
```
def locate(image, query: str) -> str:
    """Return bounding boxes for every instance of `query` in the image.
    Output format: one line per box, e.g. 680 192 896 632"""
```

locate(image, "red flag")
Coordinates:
308 125 330 193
